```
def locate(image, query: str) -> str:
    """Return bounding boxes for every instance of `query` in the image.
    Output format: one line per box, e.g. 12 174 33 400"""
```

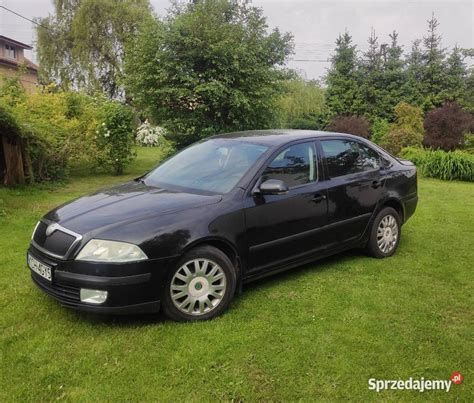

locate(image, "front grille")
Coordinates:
32 221 79 258
31 272 80 304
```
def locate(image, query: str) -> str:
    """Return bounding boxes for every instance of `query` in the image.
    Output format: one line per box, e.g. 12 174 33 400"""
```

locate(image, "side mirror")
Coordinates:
255 179 289 196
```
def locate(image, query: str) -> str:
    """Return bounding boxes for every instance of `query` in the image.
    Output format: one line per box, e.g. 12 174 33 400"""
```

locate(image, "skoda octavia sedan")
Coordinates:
27 130 417 321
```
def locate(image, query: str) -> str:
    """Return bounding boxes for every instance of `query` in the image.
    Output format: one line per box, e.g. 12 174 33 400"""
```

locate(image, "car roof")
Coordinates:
211 129 363 147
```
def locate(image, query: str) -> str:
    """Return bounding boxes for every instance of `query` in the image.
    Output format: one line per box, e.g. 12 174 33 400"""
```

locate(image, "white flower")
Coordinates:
136 120 167 147
104 131 110 138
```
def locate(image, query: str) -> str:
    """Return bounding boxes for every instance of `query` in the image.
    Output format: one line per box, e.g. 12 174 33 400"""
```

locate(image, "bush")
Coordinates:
1 81 103 182
136 120 166 147
95 102 136 175
326 115 370 138
463 132 474 154
370 118 390 144
380 103 424 155
400 147 474 181
423 102 474 151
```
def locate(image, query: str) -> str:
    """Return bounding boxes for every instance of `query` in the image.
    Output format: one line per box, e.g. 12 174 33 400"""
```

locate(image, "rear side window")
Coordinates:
321 139 381 178
262 142 316 187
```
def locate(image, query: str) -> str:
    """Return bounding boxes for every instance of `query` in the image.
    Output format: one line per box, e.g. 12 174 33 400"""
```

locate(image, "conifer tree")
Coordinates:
325 32 363 116
380 31 406 120
445 46 467 103
420 14 448 109
405 39 425 106
358 29 384 119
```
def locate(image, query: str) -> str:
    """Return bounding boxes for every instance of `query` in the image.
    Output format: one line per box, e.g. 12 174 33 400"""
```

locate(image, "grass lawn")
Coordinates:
0 147 472 401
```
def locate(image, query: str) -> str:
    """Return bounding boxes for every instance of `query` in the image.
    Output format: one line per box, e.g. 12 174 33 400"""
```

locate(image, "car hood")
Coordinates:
44 181 222 235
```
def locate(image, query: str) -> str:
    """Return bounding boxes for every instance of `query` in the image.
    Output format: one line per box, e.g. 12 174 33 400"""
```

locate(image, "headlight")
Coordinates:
76 239 148 262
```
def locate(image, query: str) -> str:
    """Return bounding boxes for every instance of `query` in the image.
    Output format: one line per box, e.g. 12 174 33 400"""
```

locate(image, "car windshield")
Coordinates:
144 139 269 194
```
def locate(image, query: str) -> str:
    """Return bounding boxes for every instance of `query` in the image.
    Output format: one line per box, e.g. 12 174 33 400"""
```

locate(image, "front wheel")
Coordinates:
162 246 237 321
366 207 401 258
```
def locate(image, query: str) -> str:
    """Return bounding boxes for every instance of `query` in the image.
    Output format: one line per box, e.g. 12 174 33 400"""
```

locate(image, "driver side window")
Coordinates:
262 142 317 188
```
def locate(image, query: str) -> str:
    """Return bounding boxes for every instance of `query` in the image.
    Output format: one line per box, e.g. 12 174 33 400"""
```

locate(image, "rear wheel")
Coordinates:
162 246 236 321
366 207 401 258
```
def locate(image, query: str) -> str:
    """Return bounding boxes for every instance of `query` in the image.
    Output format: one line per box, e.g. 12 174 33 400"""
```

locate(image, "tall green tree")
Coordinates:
325 31 363 116
405 39 425 106
380 31 406 118
420 14 448 110
36 0 153 98
444 46 467 103
124 0 293 147
358 29 384 119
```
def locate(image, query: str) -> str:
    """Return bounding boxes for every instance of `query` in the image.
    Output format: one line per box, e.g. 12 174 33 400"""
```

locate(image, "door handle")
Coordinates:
371 180 382 189
312 194 326 203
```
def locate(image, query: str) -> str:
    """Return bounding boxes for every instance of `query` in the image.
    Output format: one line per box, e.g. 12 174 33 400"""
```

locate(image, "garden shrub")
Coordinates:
136 120 166 147
463 132 474 154
380 102 424 155
95 102 136 175
370 118 390 144
400 147 474 181
0 78 115 183
326 115 370 138
423 102 474 151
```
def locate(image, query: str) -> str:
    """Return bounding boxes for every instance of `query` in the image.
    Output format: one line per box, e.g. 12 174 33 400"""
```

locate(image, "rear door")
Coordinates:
318 138 384 244
244 141 329 272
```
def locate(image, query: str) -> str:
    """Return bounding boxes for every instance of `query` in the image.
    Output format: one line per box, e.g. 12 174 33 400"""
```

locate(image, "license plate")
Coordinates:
28 254 52 282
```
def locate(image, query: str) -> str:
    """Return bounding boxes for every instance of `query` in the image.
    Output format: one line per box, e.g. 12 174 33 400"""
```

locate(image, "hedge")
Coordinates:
400 147 474 182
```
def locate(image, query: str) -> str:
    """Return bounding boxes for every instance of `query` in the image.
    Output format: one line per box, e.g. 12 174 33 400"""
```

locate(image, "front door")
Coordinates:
244 141 329 272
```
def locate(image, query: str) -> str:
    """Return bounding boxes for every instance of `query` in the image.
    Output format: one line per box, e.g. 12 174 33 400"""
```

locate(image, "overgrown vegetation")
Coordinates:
0 78 138 183
400 147 474 181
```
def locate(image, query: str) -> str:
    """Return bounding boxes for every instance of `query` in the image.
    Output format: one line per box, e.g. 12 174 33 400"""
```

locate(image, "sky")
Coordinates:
0 0 472 80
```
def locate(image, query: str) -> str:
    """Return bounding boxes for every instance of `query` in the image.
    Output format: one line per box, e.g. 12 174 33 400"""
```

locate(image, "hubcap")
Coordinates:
170 259 226 316
377 214 399 253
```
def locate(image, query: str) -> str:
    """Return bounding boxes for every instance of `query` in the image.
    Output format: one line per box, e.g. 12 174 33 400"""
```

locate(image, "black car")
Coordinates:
27 130 417 321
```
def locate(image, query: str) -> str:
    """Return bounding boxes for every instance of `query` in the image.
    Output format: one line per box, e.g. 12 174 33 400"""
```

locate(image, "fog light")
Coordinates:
80 289 108 304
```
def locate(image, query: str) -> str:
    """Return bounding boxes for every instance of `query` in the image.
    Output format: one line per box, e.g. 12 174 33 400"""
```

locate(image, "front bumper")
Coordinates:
28 245 176 315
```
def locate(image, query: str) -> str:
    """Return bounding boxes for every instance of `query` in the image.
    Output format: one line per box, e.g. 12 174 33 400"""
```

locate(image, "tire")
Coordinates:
366 207 401 258
162 246 237 322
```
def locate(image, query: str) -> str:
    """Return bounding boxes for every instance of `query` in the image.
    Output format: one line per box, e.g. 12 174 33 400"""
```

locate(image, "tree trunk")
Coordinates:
2 135 25 186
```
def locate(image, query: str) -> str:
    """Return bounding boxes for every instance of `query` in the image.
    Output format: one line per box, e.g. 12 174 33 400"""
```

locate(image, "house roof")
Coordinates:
0 35 32 50
0 56 38 72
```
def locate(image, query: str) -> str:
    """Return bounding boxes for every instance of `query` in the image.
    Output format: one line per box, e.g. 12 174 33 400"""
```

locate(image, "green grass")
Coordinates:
1 147 472 401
